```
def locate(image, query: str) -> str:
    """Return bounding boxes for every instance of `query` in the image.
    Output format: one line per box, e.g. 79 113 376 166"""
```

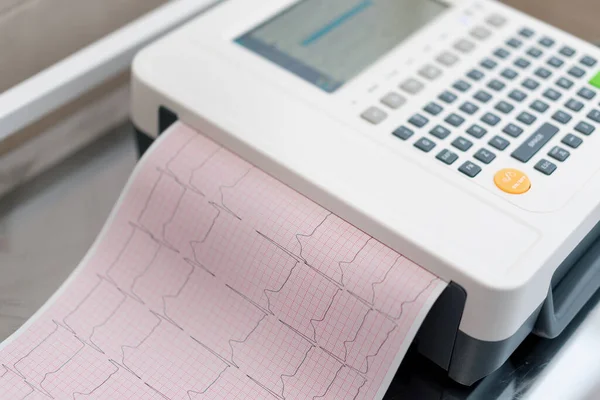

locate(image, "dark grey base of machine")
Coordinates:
411 283 541 387
133 106 600 389
406 204 600 386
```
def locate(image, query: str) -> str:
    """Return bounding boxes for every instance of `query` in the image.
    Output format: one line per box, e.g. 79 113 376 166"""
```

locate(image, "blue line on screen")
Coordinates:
301 0 373 47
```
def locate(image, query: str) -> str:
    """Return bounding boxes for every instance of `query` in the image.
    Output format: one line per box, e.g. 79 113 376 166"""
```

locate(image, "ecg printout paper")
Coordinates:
0 122 446 399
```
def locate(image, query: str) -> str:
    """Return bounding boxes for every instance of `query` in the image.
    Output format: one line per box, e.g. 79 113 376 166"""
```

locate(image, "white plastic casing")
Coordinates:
131 0 600 343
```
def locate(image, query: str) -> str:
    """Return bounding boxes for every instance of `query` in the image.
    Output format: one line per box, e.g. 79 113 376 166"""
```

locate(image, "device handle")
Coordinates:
534 237 600 338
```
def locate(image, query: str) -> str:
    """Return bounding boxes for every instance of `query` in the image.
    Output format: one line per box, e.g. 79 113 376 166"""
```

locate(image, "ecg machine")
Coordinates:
130 0 600 386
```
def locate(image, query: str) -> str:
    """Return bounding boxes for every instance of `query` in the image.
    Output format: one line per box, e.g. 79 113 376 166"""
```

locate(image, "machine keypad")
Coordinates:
400 78 425 94
535 67 552 79
486 14 507 27
489 135 510 150
530 100 549 113
437 52 460 66
522 78 540 90
562 134 582 148
519 28 535 38
419 64 444 80
445 113 466 127
409 113 430 128
470 26 492 41
506 38 523 49
439 91 458 104
459 161 482 177
578 87 597 100
556 77 574 89
358 15 600 183
474 148 497 164
452 136 474 151
436 149 459 164
559 46 576 57
494 48 511 59
460 101 480 115
481 58 498 70
503 123 523 137
454 79 472 92
361 107 387 124
514 58 531 69
527 47 543 58
568 66 586 78
509 89 528 102
414 137 437 152
548 146 570 161
543 88 562 101
474 90 493 103
517 111 537 125
575 121 595 135
392 126 414 140
501 68 519 80
482 112 501 126
467 69 486 81
534 159 557 175
588 109 600 123
424 102 444 116
539 37 555 48
430 125 451 139
552 110 572 124
547 56 564 68
580 56 598 67
488 79 506 91
565 99 584 112
467 124 488 138
454 39 476 53
380 92 407 109
495 101 515 114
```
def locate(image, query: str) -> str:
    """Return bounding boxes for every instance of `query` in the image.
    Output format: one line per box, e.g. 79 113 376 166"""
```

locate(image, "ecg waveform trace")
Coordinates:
0 123 444 399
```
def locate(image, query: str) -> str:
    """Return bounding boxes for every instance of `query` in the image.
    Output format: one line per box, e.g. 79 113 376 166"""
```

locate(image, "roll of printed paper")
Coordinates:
0 122 446 399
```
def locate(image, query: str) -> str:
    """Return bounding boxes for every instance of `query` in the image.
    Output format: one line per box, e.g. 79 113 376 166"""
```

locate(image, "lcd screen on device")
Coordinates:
236 0 448 92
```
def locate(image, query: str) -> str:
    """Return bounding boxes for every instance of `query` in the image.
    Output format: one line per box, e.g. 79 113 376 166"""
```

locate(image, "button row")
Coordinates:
371 18 600 185
359 12 513 125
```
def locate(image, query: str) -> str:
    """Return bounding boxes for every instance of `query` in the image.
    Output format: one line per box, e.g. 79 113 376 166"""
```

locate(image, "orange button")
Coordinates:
494 168 531 194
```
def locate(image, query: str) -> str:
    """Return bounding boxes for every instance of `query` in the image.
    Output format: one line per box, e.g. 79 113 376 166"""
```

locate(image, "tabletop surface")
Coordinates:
1 123 600 399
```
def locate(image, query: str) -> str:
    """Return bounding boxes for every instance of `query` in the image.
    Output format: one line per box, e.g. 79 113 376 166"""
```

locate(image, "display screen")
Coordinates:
236 0 448 92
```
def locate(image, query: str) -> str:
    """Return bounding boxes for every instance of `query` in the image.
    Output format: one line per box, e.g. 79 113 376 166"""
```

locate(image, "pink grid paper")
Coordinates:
0 122 445 399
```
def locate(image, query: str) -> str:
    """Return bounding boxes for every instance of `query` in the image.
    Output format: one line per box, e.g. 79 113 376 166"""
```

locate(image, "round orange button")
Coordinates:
494 168 531 194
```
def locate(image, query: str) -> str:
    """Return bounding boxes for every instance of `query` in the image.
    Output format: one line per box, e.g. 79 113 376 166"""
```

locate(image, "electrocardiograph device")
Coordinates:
131 0 600 385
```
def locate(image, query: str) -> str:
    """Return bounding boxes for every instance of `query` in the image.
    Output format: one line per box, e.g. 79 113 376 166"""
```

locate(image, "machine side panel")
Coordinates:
449 306 540 386
415 282 467 371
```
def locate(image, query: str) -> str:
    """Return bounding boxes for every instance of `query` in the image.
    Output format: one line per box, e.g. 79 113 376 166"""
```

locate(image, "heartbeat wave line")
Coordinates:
186 366 230 399
229 314 268 368
310 289 342 342
366 255 400 306
279 345 313 398
39 333 86 399
1 364 35 400
295 213 333 267
71 360 119 399
338 238 372 289
0 125 443 400
165 134 210 196
215 167 252 220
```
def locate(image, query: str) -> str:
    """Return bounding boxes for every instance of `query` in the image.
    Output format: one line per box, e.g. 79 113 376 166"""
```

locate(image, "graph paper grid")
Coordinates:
0 122 445 399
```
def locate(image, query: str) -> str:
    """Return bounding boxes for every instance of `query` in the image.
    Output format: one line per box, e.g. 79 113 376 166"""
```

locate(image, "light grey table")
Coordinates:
2 122 600 399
